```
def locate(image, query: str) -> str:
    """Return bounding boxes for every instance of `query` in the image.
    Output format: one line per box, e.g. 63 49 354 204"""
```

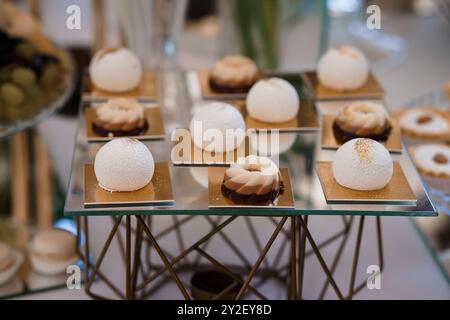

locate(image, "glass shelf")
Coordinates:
64 71 437 218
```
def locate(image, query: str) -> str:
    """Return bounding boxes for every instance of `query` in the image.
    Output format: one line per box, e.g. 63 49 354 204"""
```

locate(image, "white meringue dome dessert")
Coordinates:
317 46 369 92
94 138 154 192
190 102 246 153
247 78 299 123
333 138 393 191
89 47 143 92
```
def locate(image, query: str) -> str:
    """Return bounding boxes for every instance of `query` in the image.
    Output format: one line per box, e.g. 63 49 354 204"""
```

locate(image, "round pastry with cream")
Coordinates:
397 107 450 140
190 102 246 153
94 138 155 192
28 229 77 275
333 101 392 143
246 78 299 123
89 47 143 92
0 242 23 286
412 144 450 178
333 138 393 191
222 155 283 204
209 55 260 93
93 98 148 137
317 46 369 92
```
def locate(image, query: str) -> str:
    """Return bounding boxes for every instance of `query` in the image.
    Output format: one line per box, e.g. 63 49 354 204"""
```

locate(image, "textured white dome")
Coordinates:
89 47 143 92
333 138 393 191
94 138 154 192
246 78 299 123
190 102 246 153
317 46 369 92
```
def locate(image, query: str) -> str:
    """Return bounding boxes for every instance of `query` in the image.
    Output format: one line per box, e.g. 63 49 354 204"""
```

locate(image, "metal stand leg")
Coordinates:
75 214 384 300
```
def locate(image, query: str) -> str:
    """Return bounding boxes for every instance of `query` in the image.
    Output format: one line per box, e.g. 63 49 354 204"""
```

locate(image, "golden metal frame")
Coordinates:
76 214 383 300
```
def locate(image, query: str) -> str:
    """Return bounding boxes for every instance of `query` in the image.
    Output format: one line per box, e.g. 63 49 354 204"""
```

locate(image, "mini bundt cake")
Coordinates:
221 155 283 204
93 98 148 137
333 101 392 143
209 55 260 93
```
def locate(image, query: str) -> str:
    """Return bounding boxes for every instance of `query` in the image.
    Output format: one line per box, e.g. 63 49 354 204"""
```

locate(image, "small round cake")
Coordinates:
94 138 155 192
246 78 299 123
317 46 369 92
93 98 148 137
412 144 450 178
333 101 392 143
89 47 143 92
209 55 260 93
190 102 246 153
29 229 77 275
333 138 393 191
222 155 283 204
397 107 450 140
0 242 23 286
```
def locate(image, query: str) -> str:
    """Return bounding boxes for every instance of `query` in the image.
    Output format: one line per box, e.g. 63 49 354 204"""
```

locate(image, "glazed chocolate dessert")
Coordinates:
209 78 255 94
333 121 391 143
221 155 283 205
92 98 148 137
221 182 284 205
333 101 392 144
209 55 260 94
92 121 148 137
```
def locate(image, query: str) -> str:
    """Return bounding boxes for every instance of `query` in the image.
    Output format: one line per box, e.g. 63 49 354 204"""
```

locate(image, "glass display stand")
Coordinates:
0 51 78 299
64 70 437 300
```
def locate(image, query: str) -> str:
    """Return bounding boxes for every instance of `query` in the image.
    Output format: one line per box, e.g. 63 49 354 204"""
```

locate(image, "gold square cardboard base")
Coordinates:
321 115 403 153
228 99 320 133
85 105 165 142
197 70 252 100
315 161 416 205
171 132 250 166
303 71 385 100
83 71 158 101
208 167 295 209
84 162 174 208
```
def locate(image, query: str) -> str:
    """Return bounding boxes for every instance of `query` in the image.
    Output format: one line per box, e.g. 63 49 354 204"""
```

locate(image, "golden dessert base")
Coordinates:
230 99 320 133
85 105 166 142
84 162 174 208
207 167 295 209
303 71 385 100
315 161 417 205
83 71 159 102
171 133 251 166
321 115 403 153
76 214 383 300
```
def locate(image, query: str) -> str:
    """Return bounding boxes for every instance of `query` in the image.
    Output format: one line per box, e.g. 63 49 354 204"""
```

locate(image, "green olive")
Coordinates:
12 67 37 88
0 83 25 107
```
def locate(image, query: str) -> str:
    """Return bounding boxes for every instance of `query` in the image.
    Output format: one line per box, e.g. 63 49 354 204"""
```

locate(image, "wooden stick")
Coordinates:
33 132 53 229
9 132 30 225
93 0 105 50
